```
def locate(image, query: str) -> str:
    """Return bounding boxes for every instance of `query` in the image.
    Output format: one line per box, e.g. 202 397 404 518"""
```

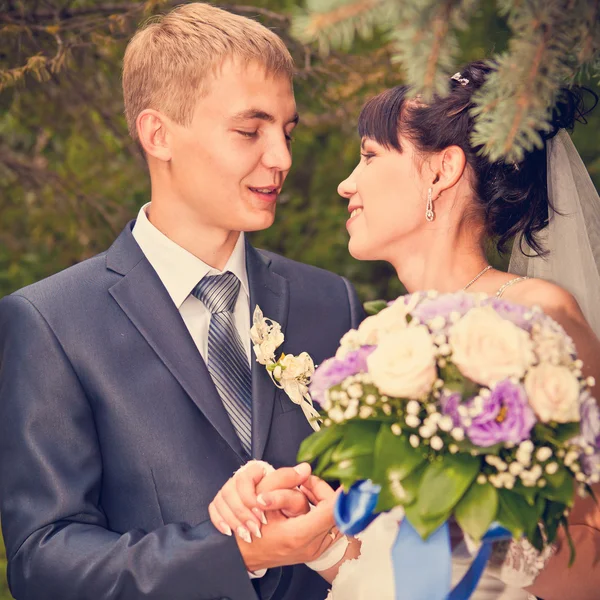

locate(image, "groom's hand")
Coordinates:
237 476 339 571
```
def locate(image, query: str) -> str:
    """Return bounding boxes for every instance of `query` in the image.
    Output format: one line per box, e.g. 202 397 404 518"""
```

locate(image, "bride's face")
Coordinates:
338 136 428 261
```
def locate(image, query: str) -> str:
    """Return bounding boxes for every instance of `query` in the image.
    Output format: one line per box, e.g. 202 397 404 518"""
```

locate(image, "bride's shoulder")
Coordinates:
501 277 586 326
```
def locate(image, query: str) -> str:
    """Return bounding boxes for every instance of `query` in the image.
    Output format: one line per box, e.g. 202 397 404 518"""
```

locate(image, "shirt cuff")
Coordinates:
248 568 267 579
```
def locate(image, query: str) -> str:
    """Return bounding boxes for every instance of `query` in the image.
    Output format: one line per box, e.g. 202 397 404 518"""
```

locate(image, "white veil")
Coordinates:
508 129 600 338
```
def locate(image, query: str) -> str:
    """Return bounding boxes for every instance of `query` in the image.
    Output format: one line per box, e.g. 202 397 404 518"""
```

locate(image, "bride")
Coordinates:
210 61 600 599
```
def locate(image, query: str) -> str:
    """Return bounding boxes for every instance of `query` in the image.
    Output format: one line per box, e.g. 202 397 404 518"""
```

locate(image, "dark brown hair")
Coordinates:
358 61 597 255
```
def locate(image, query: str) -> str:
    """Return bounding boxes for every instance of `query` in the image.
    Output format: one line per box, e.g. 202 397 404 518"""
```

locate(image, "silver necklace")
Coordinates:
462 265 492 291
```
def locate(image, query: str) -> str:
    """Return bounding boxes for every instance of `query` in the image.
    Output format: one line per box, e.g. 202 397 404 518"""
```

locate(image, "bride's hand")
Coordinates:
208 461 313 540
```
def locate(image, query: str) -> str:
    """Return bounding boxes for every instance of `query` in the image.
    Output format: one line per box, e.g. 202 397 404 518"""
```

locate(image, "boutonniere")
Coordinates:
250 306 321 431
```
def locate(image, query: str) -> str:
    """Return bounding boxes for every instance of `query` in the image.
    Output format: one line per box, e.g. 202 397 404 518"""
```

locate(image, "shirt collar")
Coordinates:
132 203 249 309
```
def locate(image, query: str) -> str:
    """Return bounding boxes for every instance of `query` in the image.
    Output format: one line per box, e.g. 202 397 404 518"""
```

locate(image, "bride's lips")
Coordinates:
248 185 280 203
347 205 363 228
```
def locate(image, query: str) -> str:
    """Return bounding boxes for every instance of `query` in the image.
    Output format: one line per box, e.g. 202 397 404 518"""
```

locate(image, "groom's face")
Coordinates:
167 58 297 234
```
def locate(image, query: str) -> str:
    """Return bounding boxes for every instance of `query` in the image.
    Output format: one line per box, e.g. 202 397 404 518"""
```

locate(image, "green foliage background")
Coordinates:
0 1 598 597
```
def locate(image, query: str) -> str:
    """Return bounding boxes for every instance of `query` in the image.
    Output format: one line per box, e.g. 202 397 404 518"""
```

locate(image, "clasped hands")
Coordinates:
208 460 341 573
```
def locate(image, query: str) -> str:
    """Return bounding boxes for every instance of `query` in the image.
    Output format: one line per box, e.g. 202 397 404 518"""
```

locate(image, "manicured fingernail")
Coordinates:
257 494 270 507
220 522 232 536
253 507 268 525
247 520 262 539
237 526 252 544
294 462 311 476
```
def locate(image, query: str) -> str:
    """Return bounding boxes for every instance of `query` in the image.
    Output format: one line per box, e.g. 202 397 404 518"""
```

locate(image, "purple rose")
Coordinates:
578 392 600 476
310 346 375 405
465 380 537 447
410 293 476 326
440 391 462 427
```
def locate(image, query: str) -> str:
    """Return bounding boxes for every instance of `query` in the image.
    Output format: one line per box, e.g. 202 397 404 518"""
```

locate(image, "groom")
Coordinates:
0 4 363 600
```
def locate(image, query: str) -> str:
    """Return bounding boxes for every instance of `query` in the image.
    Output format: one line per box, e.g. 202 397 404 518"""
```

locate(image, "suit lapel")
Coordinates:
246 242 289 460
106 225 246 460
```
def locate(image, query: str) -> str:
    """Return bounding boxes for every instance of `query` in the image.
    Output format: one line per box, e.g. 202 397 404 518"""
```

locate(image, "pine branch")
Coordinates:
291 0 400 55
391 0 480 100
0 2 288 25
470 0 594 161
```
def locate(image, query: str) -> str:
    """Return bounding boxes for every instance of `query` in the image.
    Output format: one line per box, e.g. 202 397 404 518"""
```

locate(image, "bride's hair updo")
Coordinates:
358 61 597 255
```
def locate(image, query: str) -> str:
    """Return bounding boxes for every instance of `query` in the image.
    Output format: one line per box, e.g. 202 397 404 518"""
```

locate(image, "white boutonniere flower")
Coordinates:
250 306 321 431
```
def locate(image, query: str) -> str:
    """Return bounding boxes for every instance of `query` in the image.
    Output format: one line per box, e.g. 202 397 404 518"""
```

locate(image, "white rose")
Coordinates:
367 325 437 399
253 340 279 365
358 301 410 346
525 363 581 423
279 352 315 381
449 306 535 385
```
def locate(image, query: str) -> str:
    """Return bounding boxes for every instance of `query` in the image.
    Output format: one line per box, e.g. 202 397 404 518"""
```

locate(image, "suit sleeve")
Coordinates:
341 277 366 330
0 294 258 600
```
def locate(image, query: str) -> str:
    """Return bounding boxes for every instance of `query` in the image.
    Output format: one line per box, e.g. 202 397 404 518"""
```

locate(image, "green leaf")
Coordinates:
297 424 343 464
376 461 429 511
404 502 449 540
543 501 568 545
497 489 538 540
417 454 481 519
553 422 580 443
314 443 337 478
544 469 575 506
439 363 479 400
560 516 576 567
455 482 499 542
321 454 373 489
373 424 426 484
364 299 388 315
332 421 381 462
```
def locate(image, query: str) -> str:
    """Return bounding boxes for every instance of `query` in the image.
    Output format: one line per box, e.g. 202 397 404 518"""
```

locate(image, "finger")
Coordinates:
258 489 310 517
301 475 335 504
213 492 255 543
298 484 319 506
208 502 232 537
286 491 337 540
256 463 312 505
234 464 266 514
221 482 263 538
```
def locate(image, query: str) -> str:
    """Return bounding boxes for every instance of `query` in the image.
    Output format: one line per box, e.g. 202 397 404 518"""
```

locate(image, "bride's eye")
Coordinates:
361 152 375 163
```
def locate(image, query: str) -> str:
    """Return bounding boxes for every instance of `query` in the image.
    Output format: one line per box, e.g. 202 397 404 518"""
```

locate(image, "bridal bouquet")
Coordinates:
298 291 599 554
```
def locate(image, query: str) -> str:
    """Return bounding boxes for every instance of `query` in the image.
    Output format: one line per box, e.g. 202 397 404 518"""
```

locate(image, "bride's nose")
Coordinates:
338 175 357 198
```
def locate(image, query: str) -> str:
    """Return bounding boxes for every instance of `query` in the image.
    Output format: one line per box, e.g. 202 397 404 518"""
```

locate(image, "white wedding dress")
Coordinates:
327 508 554 600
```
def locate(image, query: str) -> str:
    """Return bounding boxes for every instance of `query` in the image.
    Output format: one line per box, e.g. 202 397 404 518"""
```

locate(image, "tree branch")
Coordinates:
1 2 288 25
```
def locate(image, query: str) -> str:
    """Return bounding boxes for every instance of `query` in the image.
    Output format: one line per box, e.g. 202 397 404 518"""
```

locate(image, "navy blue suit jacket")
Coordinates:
0 223 364 600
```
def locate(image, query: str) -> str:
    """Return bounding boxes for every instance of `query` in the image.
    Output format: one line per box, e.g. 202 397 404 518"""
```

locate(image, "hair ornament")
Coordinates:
451 72 469 86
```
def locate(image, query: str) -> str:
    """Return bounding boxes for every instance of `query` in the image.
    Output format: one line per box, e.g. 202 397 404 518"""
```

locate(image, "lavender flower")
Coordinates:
440 392 462 427
310 346 375 406
465 380 536 447
578 392 600 476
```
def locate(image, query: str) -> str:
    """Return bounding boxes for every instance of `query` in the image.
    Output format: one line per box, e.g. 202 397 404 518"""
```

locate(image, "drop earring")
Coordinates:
425 187 435 222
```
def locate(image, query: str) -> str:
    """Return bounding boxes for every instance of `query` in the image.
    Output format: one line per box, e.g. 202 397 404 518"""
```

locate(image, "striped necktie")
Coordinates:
192 271 252 455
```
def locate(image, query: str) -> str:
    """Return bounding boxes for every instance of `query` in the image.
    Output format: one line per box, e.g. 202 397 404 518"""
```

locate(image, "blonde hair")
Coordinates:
122 3 295 141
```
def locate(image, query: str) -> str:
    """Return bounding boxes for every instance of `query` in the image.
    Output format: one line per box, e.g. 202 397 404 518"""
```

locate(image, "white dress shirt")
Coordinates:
132 203 251 365
132 204 266 579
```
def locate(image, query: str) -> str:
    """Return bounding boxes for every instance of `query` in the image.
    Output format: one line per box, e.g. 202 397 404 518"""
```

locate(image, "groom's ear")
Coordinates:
433 145 467 193
136 109 172 162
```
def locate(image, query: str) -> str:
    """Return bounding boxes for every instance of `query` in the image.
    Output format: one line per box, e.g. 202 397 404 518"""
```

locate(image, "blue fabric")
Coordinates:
193 272 252 455
392 519 452 600
334 481 513 600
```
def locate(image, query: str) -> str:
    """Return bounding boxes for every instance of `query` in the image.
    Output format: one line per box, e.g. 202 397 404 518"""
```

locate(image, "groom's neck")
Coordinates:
146 196 240 271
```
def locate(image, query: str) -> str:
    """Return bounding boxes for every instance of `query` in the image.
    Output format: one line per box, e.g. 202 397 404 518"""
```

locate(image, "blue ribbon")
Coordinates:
334 480 513 600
